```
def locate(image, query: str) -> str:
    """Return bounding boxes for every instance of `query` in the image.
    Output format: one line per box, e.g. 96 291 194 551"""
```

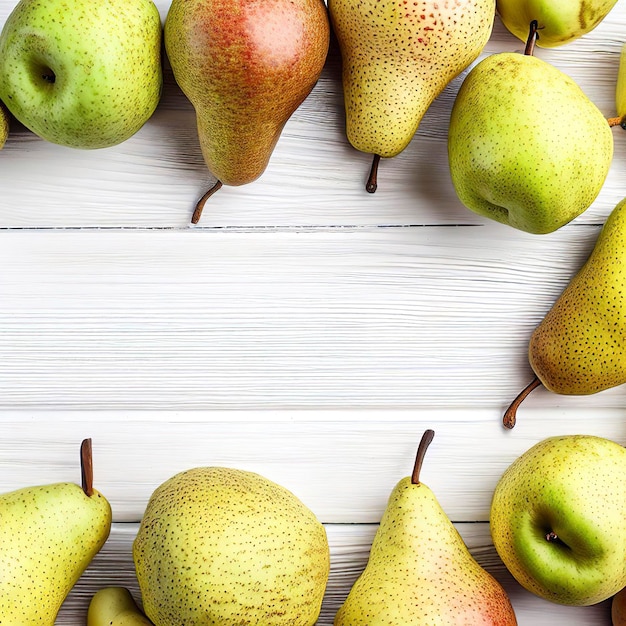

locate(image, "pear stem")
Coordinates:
411 429 435 485
502 376 542 429
607 115 626 129
524 20 539 56
366 154 381 193
191 180 223 225
80 438 94 497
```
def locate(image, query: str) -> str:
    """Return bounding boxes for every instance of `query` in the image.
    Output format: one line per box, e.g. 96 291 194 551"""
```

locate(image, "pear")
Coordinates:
613 43 626 128
0 101 9 149
88 587 154 626
496 0 618 47
503 197 626 428
164 0 330 224
334 430 518 625
449 23 613 235
491 435 626 605
328 0 495 193
0 438 112 625
133 467 330 626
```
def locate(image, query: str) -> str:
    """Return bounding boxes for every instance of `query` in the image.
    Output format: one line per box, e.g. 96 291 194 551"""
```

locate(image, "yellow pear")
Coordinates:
88 587 154 626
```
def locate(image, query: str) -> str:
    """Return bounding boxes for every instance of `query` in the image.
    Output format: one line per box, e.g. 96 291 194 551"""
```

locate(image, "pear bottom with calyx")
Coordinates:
88 587 153 626
133 466 330 626
0 438 112 625
335 430 517 625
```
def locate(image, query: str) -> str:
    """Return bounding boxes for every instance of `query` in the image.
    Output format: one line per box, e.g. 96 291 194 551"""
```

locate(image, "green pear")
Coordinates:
133 467 330 626
335 430 518 625
0 101 9 149
0 439 112 625
328 0 495 192
164 0 329 223
449 31 613 234
491 434 626 606
88 587 154 626
496 0 618 47
0 0 162 149
615 43 626 126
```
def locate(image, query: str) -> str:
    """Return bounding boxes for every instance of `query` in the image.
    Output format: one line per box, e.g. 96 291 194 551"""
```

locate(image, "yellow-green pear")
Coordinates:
491 435 626 605
328 0 495 192
0 439 112 625
88 587 154 626
615 43 626 127
133 467 330 626
449 25 613 234
0 101 9 149
496 0 618 47
334 430 518 625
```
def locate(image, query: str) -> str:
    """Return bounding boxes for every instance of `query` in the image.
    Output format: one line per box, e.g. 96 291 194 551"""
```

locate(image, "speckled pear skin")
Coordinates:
448 53 613 234
334 477 517 625
490 435 626 606
528 198 626 394
133 467 330 626
496 0 618 48
328 0 495 159
617 43 626 119
164 0 329 187
0 0 162 149
0 482 112 625
0 101 8 149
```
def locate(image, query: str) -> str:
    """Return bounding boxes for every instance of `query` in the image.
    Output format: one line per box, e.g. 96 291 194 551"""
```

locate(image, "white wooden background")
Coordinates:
1 0 625 623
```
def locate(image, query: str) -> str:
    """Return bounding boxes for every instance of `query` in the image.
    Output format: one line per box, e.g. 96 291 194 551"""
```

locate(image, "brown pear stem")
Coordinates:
524 20 539 56
366 154 381 193
411 429 435 485
608 116 626 129
191 180 223 224
502 376 542 429
80 438 94 497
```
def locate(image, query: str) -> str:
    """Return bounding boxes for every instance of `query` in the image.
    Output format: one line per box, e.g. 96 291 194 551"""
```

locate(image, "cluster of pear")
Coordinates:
0 0 623 226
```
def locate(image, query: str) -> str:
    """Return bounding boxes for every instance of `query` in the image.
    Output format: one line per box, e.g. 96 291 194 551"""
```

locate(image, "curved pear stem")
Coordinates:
502 376 542 429
191 180 223 225
524 20 539 56
411 429 435 485
80 438 94 497
607 116 626 129
366 154 381 193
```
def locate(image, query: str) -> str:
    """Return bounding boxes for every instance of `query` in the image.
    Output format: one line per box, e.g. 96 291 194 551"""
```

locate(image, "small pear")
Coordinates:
449 23 613 234
164 0 330 223
328 0 495 192
503 197 626 428
614 43 626 127
496 0 618 47
334 430 518 625
0 101 9 148
133 467 330 626
0 439 112 625
88 587 153 626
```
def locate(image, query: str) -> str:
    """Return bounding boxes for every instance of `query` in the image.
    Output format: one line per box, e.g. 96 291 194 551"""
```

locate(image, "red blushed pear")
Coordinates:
164 0 330 224
334 430 518 626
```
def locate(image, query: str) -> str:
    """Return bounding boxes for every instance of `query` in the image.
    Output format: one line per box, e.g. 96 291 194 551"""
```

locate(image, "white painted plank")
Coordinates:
3 226 626 411
1 408 626 523
0 4 623 228
56 522 612 625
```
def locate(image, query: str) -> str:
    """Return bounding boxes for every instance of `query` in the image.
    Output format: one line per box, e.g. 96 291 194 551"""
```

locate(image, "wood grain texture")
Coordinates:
57 523 612 625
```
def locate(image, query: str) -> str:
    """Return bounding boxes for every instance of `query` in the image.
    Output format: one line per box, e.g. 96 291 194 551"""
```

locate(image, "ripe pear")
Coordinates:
496 0 618 47
164 0 330 223
328 0 495 192
615 43 626 127
491 434 626 605
334 430 518 625
133 467 330 626
449 28 613 234
88 587 154 626
0 439 112 625
0 101 9 149
0 0 163 149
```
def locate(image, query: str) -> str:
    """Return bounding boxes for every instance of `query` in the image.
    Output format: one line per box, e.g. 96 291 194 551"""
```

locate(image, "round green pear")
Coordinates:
491 434 626 606
133 467 330 626
0 0 163 149
448 52 613 234
496 0 618 47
